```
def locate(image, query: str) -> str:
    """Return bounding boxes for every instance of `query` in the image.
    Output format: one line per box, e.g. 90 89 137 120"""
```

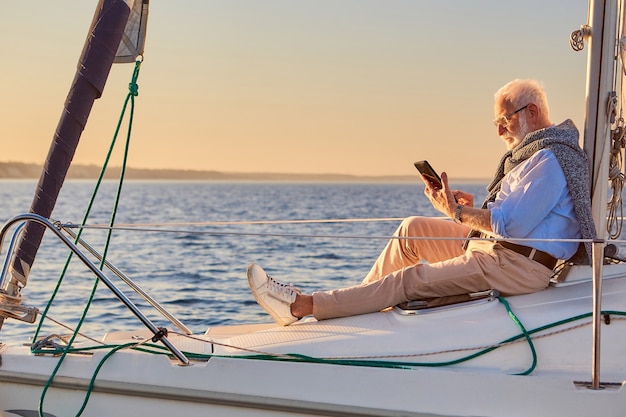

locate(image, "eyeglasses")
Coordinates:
493 104 529 128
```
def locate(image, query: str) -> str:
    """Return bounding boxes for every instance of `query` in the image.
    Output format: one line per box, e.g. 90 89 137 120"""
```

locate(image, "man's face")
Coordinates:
494 99 531 151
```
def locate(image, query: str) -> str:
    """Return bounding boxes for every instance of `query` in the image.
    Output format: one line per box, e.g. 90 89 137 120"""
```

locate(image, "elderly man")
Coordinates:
248 79 596 326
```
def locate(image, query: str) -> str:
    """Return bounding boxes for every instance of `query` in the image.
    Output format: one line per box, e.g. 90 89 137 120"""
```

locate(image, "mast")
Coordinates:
583 0 620 236
4 0 133 299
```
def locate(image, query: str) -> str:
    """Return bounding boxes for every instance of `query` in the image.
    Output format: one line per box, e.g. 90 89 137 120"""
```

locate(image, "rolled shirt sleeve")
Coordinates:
488 149 580 259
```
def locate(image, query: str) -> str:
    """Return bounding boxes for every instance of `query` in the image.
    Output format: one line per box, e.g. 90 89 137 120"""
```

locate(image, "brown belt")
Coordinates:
498 241 558 270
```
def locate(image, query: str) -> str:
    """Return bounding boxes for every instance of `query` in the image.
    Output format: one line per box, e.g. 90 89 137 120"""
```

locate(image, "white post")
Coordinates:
591 239 605 389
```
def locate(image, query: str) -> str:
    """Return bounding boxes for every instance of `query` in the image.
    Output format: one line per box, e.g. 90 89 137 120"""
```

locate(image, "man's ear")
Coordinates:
527 103 540 121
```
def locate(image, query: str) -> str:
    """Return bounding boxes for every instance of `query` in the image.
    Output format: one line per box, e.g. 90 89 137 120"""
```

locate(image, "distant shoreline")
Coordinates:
0 162 489 184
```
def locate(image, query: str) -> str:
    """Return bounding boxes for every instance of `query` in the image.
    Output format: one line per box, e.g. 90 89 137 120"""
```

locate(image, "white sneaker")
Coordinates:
247 263 300 326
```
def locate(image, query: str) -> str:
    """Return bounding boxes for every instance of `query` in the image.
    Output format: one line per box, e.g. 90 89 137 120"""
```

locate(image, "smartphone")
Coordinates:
414 160 442 189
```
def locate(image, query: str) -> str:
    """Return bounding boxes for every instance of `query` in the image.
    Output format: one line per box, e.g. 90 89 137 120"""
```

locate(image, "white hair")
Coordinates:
495 79 550 117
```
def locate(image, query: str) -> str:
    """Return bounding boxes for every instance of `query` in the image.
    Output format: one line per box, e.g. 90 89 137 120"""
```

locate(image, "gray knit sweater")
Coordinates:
475 119 596 263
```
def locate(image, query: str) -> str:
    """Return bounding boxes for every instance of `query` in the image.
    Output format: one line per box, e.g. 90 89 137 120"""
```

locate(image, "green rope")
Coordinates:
74 343 138 416
225 309 621 372
498 296 537 375
32 309 626 382
36 59 143 417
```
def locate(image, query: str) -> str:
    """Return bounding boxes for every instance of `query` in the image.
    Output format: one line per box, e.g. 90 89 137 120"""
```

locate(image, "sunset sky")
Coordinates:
0 1 589 179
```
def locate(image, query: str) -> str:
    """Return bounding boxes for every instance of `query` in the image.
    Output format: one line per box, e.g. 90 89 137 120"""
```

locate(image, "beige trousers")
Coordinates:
312 216 554 320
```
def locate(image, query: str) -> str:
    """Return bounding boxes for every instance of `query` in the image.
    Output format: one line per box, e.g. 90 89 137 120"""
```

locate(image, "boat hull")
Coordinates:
0 354 625 417
2 268 626 417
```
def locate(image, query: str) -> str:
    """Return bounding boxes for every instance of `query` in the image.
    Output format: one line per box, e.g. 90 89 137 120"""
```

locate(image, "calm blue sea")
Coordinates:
0 180 487 344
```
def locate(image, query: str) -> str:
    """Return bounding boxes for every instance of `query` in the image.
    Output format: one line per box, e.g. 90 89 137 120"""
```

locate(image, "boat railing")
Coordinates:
0 221 25 288
0 213 191 366
60 226 192 336
0 221 39 324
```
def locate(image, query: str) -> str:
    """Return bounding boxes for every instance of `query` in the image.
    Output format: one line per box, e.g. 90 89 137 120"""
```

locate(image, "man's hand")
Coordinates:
422 172 493 234
451 189 474 207
422 171 459 217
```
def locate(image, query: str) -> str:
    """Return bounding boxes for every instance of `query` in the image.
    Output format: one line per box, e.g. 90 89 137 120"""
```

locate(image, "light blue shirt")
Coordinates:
488 149 581 259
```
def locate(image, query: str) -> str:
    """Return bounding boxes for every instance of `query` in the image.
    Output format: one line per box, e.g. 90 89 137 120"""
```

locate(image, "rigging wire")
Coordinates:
73 217 409 227
55 221 601 245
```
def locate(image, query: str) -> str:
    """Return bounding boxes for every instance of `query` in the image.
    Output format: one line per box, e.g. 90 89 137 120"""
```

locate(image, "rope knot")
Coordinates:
128 81 139 96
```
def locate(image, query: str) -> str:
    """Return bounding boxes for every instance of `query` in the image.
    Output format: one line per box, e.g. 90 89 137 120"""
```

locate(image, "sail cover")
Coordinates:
115 0 149 63
6 0 150 297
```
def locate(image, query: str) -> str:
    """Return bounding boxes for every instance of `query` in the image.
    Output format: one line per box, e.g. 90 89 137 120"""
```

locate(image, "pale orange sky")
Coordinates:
0 1 588 179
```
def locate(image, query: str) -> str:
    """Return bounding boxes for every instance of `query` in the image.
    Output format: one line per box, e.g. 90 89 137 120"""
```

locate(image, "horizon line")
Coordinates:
0 161 490 183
